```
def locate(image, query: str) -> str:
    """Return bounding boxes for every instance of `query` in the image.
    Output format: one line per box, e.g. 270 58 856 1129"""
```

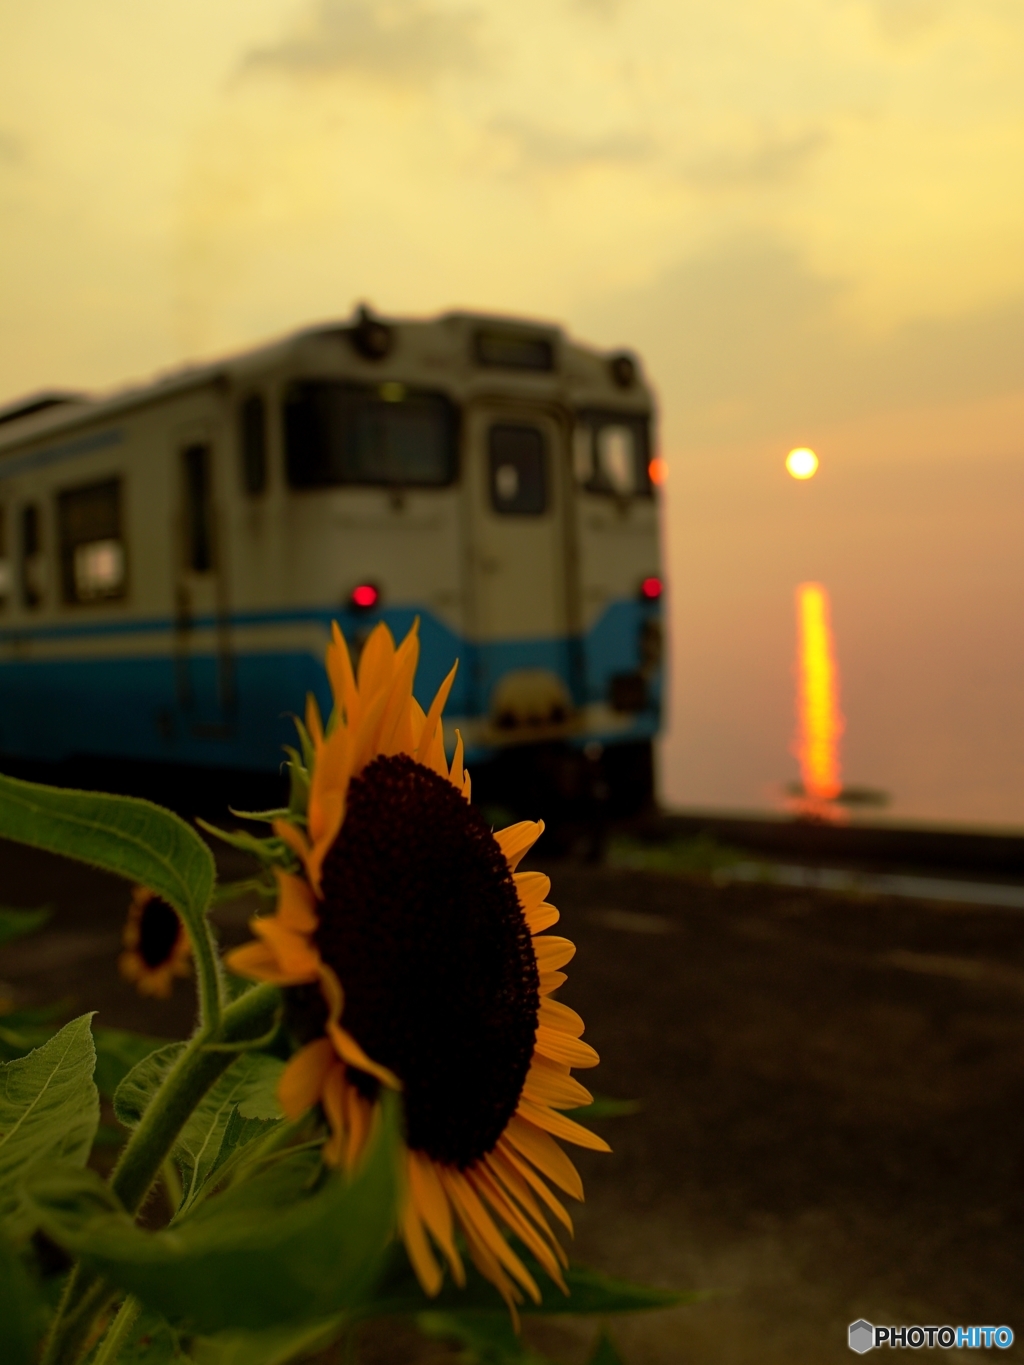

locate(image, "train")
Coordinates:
0 306 663 821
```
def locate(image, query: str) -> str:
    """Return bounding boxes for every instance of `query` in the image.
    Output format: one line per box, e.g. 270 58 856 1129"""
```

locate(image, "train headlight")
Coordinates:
350 583 380 611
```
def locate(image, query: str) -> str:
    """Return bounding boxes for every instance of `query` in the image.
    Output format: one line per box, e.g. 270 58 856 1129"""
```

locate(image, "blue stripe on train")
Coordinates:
0 601 660 770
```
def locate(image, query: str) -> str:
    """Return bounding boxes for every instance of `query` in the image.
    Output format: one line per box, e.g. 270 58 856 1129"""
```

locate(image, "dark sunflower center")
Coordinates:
309 751 540 1169
138 897 182 969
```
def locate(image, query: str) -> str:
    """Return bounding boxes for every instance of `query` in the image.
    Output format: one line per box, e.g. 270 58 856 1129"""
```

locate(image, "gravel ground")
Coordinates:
2 835 1023 1363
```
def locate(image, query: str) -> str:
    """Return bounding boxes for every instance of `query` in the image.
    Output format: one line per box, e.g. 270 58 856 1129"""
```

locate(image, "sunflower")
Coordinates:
119 885 191 999
225 620 608 1315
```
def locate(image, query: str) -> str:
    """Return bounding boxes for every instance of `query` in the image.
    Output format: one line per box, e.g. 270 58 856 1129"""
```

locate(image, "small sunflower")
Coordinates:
226 620 608 1315
119 886 191 999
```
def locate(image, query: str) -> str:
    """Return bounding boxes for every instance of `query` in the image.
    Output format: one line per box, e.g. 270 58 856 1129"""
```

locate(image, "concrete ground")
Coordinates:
2 835 1022 1363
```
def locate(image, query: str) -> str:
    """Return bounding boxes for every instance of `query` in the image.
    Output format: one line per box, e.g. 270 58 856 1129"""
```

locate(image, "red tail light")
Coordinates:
640 576 663 602
350 583 380 610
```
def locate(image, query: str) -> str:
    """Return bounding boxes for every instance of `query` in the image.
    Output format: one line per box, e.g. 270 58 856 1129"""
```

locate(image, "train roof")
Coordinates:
0 306 653 458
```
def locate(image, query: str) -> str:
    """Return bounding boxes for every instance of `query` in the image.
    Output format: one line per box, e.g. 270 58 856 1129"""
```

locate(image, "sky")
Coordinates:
2 0 1023 825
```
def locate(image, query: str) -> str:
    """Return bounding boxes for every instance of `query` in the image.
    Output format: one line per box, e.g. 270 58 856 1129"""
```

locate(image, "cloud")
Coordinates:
483 116 653 171
868 0 946 42
682 128 829 191
241 0 482 85
0 128 26 166
580 235 1024 445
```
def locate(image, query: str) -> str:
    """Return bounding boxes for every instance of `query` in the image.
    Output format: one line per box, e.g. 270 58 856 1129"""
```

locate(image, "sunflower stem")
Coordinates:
189 904 226 1034
41 983 282 1365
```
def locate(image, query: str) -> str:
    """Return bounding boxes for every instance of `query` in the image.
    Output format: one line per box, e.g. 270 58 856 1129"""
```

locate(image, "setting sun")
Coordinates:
786 448 819 480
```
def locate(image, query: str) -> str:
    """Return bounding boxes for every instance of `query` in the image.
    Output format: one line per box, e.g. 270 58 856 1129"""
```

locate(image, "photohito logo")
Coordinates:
848 1321 1014 1352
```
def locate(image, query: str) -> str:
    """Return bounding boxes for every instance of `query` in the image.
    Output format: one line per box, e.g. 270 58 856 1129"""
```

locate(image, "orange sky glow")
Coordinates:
2 0 1023 825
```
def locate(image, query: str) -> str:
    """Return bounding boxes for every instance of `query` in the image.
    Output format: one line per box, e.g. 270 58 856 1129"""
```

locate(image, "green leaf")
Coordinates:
0 771 216 946
193 1315 346 1365
0 1013 99 1236
587 1329 626 1365
196 819 295 870
370 1246 695 1319
419 1311 555 1363
113 1043 187 1130
0 906 50 947
29 1093 402 1334
0 1225 47 1365
173 1052 284 1215
92 1028 167 1100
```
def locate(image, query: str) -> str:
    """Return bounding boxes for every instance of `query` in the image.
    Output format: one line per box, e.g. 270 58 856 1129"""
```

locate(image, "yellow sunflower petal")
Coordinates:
495 821 544 873
278 1039 336 1119
461 1226 524 1324
534 1025 600 1069
522 1057 594 1111
252 917 321 979
415 661 458 776
328 1023 402 1091
515 1097 611 1153
539 971 567 996
327 620 360 727
376 636 421 758
503 1115 585 1201
448 729 465 793
342 1082 373 1172
408 1151 465 1286
357 621 397 696
473 1162 568 1290
514 871 550 912
402 1194 443 1297
492 1141 574 1235
275 869 319 933
539 996 586 1038
442 1168 541 1304
224 940 313 986
532 936 576 973
321 1063 347 1167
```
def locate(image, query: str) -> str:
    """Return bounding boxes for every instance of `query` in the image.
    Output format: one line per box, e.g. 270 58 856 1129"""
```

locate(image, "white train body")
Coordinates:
0 309 663 788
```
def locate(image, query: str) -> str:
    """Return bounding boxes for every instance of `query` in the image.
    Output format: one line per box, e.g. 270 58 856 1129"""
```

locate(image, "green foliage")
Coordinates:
28 1093 401 1335
192 1315 345 1365
0 1225 47 1365
0 905 51 947
114 1044 285 1214
93 1029 167 1102
369 1245 693 1320
419 1311 553 1363
587 1329 626 1365
0 1013 99 1237
607 832 745 876
0 772 215 934
114 1044 188 1130
171 1052 284 1216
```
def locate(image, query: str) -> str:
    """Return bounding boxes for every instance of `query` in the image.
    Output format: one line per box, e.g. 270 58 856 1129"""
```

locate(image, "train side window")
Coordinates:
21 503 46 608
284 381 458 489
488 424 547 516
239 394 267 495
57 478 127 605
0 505 9 606
183 443 215 573
573 413 652 497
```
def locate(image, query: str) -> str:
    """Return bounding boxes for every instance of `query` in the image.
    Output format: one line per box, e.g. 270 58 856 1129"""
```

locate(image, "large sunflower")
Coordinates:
225 620 608 1314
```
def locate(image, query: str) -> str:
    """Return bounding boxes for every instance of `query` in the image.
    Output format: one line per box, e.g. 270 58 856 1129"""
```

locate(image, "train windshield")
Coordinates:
572 411 652 497
284 381 458 489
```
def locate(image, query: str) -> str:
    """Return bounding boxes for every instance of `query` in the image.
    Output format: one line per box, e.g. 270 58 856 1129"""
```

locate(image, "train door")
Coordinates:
464 404 579 720
174 434 235 739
